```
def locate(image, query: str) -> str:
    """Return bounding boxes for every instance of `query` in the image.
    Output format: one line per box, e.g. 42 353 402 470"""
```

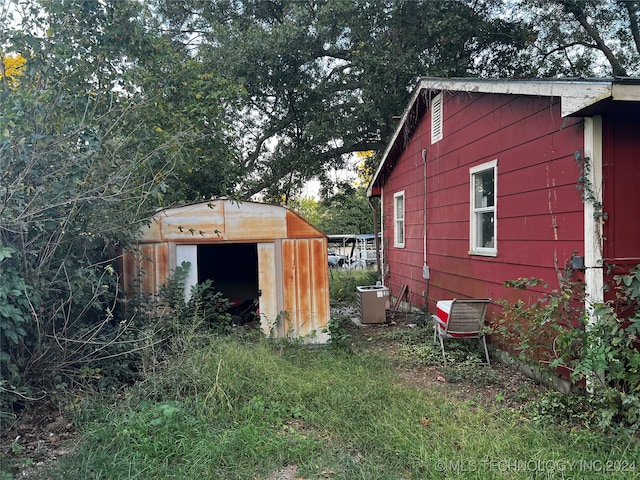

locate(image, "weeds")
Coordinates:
329 269 379 304
48 335 640 480
498 264 640 434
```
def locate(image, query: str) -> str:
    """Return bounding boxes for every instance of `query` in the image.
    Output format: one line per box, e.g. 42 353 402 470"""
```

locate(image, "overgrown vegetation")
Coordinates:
2 264 640 478
2 0 640 476
328 269 380 305
43 336 640 479
496 265 640 434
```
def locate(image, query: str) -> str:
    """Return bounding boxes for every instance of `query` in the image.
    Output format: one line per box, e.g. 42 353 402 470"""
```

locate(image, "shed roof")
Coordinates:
139 198 325 244
368 77 640 196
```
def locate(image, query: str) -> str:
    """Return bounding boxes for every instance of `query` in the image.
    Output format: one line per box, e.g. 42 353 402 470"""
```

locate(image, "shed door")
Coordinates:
257 242 281 336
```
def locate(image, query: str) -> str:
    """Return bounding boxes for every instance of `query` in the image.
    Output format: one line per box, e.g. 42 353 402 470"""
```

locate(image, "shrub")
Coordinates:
498 264 640 433
494 266 586 368
329 269 379 304
570 266 640 433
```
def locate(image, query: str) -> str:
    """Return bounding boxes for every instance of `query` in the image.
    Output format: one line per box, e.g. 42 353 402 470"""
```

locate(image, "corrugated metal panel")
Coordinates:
122 243 170 297
310 238 331 336
156 202 227 242
224 202 287 240
281 238 296 336
286 210 326 238
141 200 315 243
281 238 330 342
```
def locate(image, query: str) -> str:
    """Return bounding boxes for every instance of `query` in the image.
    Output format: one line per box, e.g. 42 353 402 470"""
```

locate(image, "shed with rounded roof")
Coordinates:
121 199 330 343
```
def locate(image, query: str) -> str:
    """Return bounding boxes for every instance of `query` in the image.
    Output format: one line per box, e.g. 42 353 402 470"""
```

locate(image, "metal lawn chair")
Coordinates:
432 298 491 365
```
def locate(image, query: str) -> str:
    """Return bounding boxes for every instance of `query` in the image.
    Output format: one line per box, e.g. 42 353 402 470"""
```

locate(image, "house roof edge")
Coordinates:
367 77 640 196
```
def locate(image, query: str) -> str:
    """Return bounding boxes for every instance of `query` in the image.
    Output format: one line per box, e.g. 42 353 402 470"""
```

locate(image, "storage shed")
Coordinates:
121 199 330 343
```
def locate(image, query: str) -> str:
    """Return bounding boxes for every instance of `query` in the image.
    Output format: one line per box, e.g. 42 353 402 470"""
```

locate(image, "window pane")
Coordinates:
396 196 404 219
477 212 494 248
396 220 404 245
474 170 494 208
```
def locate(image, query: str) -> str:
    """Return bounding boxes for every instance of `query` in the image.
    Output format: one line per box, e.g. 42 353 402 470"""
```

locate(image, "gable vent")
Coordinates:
431 92 443 144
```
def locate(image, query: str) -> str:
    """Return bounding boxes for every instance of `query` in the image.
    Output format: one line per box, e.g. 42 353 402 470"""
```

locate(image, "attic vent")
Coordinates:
431 92 443 144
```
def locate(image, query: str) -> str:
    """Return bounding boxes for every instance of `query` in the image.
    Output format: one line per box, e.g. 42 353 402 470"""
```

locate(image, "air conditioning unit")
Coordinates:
356 285 389 324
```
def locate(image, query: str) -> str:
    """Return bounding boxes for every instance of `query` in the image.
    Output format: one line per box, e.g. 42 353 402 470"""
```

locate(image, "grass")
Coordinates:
46 333 640 480
14 270 639 479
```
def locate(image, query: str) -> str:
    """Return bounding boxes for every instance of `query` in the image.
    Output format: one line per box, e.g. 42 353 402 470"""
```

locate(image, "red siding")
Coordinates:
602 111 640 303
381 92 585 318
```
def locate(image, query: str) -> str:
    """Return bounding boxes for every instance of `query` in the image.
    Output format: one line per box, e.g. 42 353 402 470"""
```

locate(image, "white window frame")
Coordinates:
394 191 405 248
469 160 498 256
431 92 443 144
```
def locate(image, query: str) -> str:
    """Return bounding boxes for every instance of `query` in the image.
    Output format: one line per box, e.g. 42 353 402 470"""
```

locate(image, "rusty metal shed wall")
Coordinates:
122 242 171 297
280 238 330 341
122 199 330 343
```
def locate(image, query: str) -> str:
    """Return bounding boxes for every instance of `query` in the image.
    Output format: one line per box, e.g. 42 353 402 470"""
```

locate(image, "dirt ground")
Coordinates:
0 308 547 479
344 307 548 408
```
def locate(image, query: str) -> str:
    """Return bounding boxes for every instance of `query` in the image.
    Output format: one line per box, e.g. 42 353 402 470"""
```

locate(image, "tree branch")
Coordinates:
563 0 628 76
622 0 640 58
239 139 384 199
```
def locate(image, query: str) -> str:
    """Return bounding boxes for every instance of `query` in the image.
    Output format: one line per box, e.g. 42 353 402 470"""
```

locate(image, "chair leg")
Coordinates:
439 336 446 361
480 335 490 365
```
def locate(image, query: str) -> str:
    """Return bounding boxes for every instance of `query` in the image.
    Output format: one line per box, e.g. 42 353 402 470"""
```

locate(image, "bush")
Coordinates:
570 266 640 433
494 267 586 367
329 269 380 304
498 264 640 433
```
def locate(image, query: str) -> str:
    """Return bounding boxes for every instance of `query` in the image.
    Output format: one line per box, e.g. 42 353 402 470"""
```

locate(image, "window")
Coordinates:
431 92 443 144
470 160 497 255
394 191 405 248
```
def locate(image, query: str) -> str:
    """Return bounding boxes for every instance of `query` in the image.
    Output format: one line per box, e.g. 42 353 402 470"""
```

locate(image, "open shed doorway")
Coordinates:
197 243 260 324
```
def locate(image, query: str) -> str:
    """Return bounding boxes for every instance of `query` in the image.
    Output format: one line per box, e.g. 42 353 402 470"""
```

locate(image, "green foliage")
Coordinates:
0 246 30 347
440 357 503 386
322 315 351 350
499 265 640 433
139 262 233 360
0 0 239 413
290 185 376 236
517 0 640 77
318 185 375 235
574 151 604 219
155 0 536 200
523 390 599 428
48 336 640 479
151 0 640 200
329 269 380 305
569 266 640 433
495 270 586 367
0 245 38 408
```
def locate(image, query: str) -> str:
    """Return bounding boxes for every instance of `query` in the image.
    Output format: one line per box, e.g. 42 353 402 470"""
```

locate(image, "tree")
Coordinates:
515 0 640 77
154 0 534 200
0 0 237 407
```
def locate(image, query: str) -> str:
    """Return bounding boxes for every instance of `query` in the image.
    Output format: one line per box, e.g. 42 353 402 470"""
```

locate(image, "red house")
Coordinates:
368 78 640 333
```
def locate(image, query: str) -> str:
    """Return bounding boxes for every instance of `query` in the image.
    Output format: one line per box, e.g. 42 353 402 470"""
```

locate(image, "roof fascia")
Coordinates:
612 83 640 101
